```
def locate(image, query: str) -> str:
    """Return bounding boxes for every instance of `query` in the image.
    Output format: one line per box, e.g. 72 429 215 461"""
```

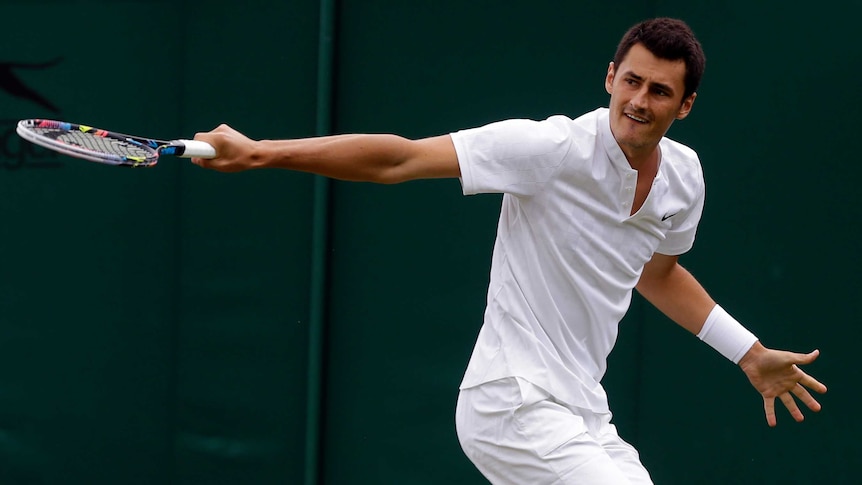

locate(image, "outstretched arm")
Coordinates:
636 252 827 426
191 124 460 183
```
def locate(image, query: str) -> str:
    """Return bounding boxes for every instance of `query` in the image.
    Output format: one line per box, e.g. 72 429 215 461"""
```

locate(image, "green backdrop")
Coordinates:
0 1 853 483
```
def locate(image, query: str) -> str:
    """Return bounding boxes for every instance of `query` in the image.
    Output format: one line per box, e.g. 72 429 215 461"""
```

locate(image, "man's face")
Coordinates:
605 43 696 162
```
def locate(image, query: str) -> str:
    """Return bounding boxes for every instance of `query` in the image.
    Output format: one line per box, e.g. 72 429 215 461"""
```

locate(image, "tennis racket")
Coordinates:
16 119 216 167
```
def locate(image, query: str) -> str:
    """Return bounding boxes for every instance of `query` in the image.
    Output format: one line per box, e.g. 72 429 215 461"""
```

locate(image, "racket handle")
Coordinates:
176 140 216 159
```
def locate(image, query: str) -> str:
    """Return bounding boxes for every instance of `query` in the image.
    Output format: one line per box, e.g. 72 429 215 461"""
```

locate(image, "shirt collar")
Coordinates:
597 107 663 180
598 108 634 173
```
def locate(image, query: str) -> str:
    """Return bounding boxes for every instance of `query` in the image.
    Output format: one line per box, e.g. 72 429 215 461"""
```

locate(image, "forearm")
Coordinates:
635 262 715 335
637 258 758 363
256 134 418 183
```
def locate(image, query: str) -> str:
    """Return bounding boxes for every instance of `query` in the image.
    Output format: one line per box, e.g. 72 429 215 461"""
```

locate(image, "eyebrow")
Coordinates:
624 71 676 96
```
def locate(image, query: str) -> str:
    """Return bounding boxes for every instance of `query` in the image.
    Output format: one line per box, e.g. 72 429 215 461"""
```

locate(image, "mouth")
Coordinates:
625 113 649 124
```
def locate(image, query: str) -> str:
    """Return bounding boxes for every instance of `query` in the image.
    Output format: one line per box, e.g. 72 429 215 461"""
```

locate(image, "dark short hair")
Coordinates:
613 18 706 100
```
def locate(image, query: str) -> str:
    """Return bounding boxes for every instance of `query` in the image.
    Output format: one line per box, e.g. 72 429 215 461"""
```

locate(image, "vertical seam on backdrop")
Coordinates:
167 1 191 483
305 0 338 484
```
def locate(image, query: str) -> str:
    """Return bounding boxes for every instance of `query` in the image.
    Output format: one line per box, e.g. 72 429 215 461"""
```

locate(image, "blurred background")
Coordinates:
0 0 854 483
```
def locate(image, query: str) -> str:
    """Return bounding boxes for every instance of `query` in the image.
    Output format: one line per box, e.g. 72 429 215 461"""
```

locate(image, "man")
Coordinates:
192 17 826 485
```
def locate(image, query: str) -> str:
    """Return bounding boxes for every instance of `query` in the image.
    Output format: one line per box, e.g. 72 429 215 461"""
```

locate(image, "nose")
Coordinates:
630 86 649 111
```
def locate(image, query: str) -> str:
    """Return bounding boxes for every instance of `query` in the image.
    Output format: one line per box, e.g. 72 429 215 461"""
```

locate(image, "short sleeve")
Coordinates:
451 116 574 197
655 152 706 256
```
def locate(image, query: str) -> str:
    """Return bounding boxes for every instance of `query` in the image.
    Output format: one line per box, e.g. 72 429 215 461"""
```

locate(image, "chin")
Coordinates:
616 132 646 147
618 137 653 153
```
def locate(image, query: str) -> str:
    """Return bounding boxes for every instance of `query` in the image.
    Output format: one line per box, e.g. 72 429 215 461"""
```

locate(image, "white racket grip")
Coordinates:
178 139 216 159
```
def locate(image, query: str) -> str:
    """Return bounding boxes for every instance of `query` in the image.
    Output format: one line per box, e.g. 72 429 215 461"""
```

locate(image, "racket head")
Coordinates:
16 119 162 167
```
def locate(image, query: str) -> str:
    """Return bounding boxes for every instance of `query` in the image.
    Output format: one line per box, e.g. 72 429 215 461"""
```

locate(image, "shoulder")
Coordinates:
549 107 605 138
659 136 704 183
453 108 603 143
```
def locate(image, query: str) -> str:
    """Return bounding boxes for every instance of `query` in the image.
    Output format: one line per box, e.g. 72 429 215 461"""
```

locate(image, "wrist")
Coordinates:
250 139 273 169
736 341 766 371
697 304 759 364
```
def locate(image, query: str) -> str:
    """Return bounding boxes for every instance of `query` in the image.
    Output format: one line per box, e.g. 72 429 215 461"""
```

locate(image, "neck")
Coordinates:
622 146 659 172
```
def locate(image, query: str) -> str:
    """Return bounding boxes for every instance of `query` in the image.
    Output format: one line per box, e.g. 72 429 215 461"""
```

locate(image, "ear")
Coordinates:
676 92 697 120
605 62 615 95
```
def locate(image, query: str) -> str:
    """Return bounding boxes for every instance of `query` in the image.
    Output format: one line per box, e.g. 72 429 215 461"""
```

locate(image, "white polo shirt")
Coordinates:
451 107 705 412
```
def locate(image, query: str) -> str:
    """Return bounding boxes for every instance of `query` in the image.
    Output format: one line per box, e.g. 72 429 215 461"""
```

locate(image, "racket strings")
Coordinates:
52 130 152 158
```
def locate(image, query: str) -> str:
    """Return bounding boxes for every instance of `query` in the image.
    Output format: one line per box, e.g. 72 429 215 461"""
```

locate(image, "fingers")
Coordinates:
765 384 825 427
191 127 226 169
192 124 231 147
792 383 822 413
764 398 777 427
790 355 827 395
779 392 804 423
799 372 828 394
193 131 217 146
790 349 827 394
194 123 232 136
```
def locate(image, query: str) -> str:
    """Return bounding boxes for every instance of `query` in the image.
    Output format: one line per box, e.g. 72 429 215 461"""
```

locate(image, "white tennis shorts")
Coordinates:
455 377 653 485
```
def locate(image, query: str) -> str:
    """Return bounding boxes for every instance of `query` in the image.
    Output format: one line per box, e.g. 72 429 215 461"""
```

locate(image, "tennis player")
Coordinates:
192 17 826 484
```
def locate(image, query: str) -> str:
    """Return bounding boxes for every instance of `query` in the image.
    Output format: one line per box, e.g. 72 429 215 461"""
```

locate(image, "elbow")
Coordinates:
634 271 667 302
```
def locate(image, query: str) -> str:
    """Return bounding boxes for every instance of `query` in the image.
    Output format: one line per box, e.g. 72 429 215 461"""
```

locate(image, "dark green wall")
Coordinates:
0 1 853 484
1 1 318 484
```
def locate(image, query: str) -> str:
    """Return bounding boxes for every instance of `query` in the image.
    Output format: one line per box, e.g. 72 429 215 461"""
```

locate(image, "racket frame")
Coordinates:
16 119 213 167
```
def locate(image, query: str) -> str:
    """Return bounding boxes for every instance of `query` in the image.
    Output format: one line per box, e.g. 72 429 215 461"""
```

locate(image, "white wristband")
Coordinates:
697 304 758 364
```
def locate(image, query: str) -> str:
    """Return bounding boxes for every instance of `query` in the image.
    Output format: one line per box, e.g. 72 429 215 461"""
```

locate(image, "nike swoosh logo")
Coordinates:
661 212 678 221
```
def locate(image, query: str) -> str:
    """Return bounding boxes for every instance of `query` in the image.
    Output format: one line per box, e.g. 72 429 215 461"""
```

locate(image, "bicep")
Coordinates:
383 135 461 183
636 252 680 292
